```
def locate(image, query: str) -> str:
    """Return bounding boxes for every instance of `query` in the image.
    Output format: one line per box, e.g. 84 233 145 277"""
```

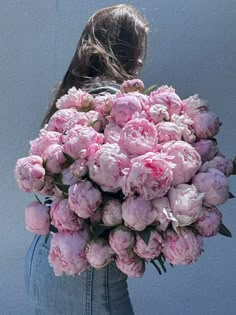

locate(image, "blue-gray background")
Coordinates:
0 0 235 314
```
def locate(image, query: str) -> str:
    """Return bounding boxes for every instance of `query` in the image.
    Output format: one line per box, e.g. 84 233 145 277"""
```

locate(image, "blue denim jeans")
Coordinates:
24 234 134 315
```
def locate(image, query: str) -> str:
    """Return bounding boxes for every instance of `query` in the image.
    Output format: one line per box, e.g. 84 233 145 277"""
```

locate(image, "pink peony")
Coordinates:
56 87 94 111
122 152 175 200
162 140 201 186
191 139 218 162
149 85 183 117
42 144 66 174
45 108 77 133
85 238 114 269
199 155 233 177
182 94 208 119
168 184 204 227
39 175 55 197
109 225 135 256
61 168 80 186
102 199 123 226
29 129 62 156
115 252 145 278
93 94 113 116
134 229 163 260
156 122 182 143
25 201 50 235
110 94 143 127
63 125 104 159
88 143 130 192
50 198 84 232
48 229 90 276
120 79 145 94
14 155 45 192
162 228 203 265
146 104 170 124
69 159 88 178
63 111 90 132
122 196 156 231
193 206 222 237
192 111 222 139
171 114 196 143
151 197 177 231
104 122 122 144
68 180 102 218
192 168 229 206
119 118 159 157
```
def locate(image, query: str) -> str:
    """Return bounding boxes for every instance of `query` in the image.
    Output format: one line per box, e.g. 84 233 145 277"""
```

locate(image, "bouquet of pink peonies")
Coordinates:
14 79 236 277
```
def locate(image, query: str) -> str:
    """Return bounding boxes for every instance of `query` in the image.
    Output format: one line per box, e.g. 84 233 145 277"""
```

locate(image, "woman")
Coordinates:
25 4 149 314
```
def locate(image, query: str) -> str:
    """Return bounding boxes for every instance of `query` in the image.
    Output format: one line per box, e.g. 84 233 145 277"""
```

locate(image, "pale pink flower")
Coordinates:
171 114 196 143
45 108 77 133
191 139 218 162
61 168 80 186
134 229 163 260
182 94 208 119
109 225 135 256
39 175 55 197
93 94 113 116
48 229 90 276
119 118 159 157
168 184 204 227
29 129 62 156
146 104 170 124
56 87 94 111
193 206 222 237
149 85 183 117
63 111 90 132
88 143 130 192
63 125 104 159
102 199 123 226
122 152 175 200
110 94 142 127
68 180 102 218
156 122 182 143
115 252 145 278
104 122 122 144
120 79 145 93
192 111 222 139
192 168 229 206
25 201 50 235
42 144 66 174
151 197 177 231
69 159 88 178
50 198 84 232
162 140 201 186
14 155 45 192
199 155 233 177
85 238 114 269
162 228 203 265
122 196 156 231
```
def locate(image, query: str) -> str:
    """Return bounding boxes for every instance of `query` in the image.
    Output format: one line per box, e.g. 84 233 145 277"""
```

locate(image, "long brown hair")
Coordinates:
41 4 149 127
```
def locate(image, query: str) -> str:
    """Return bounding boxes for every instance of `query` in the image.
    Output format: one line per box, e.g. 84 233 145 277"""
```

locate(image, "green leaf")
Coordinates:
156 256 167 273
218 223 232 238
90 119 103 128
62 152 75 165
93 224 112 239
50 224 58 233
137 226 152 246
150 260 162 275
34 193 42 204
144 84 158 95
229 192 235 199
54 182 70 193
45 234 50 244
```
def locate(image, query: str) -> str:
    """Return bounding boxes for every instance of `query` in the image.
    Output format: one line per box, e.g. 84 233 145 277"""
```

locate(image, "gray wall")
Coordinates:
1 0 236 314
